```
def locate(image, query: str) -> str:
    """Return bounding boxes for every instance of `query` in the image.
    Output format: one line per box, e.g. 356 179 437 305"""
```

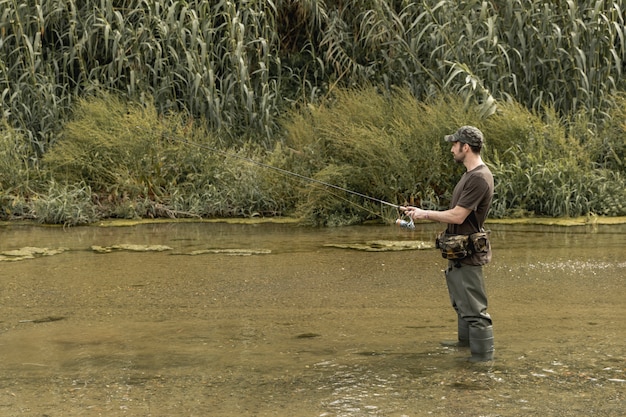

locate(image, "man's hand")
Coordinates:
400 206 429 220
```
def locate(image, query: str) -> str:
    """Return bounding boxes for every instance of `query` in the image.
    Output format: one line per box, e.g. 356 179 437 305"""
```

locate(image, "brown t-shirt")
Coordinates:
446 164 494 265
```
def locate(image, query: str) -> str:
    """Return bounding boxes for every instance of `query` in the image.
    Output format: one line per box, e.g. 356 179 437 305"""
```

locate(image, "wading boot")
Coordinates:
468 326 494 362
441 317 470 348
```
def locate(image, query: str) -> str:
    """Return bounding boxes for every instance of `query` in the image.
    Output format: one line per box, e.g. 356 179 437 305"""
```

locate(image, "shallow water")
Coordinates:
0 221 624 416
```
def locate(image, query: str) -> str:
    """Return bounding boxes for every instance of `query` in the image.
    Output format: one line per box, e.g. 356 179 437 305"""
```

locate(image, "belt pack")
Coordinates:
435 231 490 260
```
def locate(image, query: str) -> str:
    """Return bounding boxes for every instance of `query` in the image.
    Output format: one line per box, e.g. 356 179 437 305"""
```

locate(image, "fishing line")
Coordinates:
171 137 403 210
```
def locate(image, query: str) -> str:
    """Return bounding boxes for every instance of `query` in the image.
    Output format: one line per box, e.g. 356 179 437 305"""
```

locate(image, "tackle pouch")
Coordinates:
469 231 490 253
435 232 471 260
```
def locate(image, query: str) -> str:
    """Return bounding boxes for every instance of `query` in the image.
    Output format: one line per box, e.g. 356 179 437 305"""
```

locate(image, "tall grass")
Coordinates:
286 88 626 223
1 0 624 151
0 122 42 220
1 0 625 224
596 93 626 173
32 180 97 226
489 148 626 218
0 0 283 149
280 0 625 120
1 89 625 224
283 88 486 225
484 103 626 218
41 93 295 222
0 122 38 194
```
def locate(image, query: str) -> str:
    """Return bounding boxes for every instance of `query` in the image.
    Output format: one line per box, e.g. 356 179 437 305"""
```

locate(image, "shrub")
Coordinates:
0 122 40 194
33 181 97 226
43 93 296 220
283 88 483 225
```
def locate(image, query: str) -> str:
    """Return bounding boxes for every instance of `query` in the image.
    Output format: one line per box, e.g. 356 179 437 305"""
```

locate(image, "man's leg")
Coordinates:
445 263 494 361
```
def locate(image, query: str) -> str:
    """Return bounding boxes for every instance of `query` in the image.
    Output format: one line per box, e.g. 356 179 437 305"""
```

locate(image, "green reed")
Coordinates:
1 0 624 153
32 180 97 226
1 0 625 225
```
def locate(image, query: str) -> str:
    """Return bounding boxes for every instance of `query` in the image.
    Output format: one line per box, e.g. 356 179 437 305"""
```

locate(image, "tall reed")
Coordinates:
1 1 625 224
1 0 624 151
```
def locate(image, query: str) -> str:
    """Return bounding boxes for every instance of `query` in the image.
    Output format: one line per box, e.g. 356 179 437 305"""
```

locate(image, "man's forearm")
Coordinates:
401 205 470 225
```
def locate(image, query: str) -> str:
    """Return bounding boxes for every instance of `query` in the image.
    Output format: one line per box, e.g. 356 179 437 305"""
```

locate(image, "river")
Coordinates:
1 220 624 416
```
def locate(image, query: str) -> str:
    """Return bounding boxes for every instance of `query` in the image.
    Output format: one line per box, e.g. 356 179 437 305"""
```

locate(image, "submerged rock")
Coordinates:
91 244 173 253
0 246 70 262
186 248 272 256
324 240 434 252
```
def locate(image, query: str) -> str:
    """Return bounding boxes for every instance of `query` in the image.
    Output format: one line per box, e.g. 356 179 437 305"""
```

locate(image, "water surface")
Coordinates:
1 221 624 416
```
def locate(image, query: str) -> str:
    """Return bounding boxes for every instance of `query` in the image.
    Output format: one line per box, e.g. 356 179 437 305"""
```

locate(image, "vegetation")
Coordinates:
39 94 293 223
0 1 625 225
1 90 624 226
286 90 626 224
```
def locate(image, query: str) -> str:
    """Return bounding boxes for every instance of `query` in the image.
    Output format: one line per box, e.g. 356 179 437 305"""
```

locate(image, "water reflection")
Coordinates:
0 221 624 416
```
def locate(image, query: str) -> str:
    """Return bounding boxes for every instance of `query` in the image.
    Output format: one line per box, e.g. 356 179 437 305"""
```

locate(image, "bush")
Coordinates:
33 181 97 226
282 88 481 225
4 88 625 225
595 93 626 174
0 123 40 194
285 87 626 223
43 93 296 220
0 123 44 220
489 149 626 218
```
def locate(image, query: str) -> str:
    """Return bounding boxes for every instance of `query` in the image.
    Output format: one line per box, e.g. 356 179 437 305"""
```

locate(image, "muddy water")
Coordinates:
0 221 624 416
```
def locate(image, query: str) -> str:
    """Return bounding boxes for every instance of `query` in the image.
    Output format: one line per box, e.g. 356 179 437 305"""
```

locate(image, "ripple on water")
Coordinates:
525 260 626 272
315 361 398 416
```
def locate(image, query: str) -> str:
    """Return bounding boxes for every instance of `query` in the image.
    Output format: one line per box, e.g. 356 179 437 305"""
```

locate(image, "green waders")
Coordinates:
444 261 494 362
440 316 470 347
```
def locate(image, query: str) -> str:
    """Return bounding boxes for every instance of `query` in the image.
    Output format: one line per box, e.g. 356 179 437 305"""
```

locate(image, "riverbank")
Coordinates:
2 215 626 229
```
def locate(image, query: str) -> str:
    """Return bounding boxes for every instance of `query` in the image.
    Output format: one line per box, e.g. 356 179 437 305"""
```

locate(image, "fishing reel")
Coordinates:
395 216 415 230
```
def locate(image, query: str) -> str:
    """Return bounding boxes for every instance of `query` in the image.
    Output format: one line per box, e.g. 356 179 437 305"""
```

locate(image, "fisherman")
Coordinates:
401 126 495 363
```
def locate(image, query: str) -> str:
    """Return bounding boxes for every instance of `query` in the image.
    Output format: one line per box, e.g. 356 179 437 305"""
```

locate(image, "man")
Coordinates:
401 126 495 363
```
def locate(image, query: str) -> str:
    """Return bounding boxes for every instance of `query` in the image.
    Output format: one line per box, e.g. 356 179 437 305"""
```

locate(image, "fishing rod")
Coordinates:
171 138 416 229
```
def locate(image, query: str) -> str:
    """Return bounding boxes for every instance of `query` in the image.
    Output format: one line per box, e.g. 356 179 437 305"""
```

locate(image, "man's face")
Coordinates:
451 141 467 163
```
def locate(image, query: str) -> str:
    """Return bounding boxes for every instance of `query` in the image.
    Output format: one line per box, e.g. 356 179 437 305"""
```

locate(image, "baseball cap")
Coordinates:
444 126 484 147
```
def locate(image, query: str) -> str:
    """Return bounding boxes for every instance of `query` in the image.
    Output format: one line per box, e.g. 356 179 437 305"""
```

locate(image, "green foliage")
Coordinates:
2 87 626 225
276 0 625 124
489 149 626 218
164 144 297 219
0 122 40 194
42 93 295 221
283 88 477 225
1 0 624 151
484 103 626 218
285 87 626 223
0 123 43 220
595 93 626 173
43 93 184 199
32 181 97 226
0 0 283 149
